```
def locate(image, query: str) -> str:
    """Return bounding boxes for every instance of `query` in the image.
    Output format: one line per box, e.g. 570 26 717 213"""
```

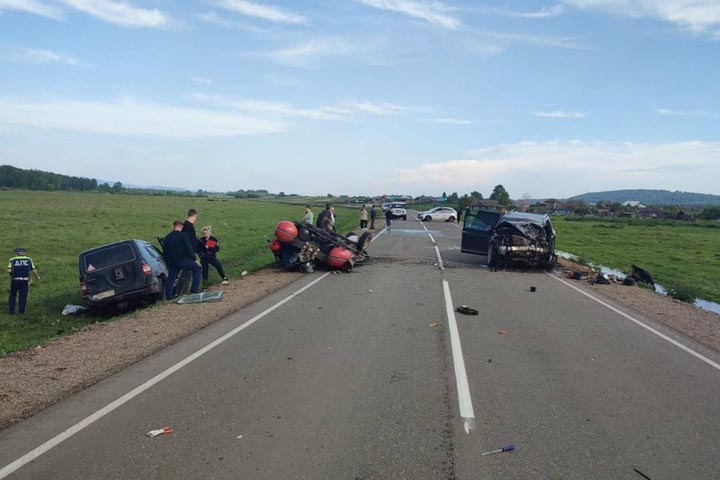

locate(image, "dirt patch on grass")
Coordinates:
0 268 302 430
555 257 720 352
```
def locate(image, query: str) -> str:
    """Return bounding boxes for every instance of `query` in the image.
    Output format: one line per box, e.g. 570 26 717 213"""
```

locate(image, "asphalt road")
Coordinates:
2 214 720 479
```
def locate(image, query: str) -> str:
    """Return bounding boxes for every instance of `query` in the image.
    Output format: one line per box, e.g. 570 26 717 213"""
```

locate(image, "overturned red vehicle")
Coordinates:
269 221 372 273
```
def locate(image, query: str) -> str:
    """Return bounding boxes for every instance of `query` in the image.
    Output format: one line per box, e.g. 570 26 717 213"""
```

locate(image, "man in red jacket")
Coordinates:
199 226 229 285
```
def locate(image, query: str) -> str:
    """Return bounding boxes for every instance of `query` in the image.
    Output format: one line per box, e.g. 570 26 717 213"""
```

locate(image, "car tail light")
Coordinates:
141 263 152 276
80 281 88 296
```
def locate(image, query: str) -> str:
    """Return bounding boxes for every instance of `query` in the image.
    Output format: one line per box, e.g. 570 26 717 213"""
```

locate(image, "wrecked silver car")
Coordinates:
461 210 556 268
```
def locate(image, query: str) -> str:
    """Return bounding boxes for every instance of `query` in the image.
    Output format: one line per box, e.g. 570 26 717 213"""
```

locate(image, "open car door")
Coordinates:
461 210 503 255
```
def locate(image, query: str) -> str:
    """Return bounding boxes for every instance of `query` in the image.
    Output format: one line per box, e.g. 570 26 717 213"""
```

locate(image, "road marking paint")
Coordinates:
428 233 436 244
547 273 720 373
371 226 387 243
434 246 444 270
442 280 475 434
0 272 332 480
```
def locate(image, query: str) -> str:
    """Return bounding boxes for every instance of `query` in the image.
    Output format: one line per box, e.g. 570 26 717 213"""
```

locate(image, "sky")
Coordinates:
1 0 719 198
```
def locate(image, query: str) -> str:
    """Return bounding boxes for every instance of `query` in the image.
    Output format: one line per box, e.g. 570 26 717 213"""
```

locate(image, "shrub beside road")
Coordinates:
0 191 359 355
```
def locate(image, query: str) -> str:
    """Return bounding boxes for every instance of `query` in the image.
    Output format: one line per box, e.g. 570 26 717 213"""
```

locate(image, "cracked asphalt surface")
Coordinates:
1 215 720 479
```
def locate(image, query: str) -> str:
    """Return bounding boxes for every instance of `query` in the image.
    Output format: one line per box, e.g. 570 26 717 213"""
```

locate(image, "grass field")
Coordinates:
553 216 720 303
0 191 364 355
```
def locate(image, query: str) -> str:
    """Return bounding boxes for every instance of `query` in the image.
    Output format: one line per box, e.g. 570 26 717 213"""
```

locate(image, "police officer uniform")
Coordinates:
8 247 39 314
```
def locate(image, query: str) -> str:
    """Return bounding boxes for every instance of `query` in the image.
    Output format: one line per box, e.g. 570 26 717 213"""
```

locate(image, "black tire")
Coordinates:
544 254 557 270
402 215 407 221
448 216 455 223
345 231 356 239
356 231 372 252
424 216 432 222
487 242 499 268
155 276 166 300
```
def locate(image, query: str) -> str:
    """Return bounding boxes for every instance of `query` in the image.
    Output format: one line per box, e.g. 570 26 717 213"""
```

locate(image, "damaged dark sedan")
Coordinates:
461 210 556 268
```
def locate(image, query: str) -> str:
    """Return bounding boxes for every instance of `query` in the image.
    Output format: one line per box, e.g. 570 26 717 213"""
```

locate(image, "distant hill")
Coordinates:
568 189 720 206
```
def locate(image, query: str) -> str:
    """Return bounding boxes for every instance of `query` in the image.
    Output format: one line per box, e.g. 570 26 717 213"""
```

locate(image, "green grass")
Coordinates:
0 191 362 355
553 216 720 303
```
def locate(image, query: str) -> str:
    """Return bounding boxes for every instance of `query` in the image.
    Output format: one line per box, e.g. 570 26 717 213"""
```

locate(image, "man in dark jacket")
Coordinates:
316 203 332 230
163 220 202 300
369 205 377 229
182 208 199 253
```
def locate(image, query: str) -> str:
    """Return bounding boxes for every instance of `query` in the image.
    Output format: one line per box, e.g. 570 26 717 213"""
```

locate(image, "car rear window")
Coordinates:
83 244 136 272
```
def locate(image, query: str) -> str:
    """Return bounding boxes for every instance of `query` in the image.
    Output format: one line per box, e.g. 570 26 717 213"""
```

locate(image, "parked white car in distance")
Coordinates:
418 207 457 222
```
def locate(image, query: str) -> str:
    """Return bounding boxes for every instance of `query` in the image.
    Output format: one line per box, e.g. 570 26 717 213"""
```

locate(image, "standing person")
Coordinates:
463 205 470 225
303 206 314 224
199 226 229 285
182 208 199 253
359 206 368 229
7 247 40 315
316 203 331 228
369 205 377 230
457 202 464 223
385 208 393 231
163 220 202 300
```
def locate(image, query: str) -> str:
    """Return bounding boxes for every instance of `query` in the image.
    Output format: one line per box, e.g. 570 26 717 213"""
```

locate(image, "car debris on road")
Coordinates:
146 426 174 438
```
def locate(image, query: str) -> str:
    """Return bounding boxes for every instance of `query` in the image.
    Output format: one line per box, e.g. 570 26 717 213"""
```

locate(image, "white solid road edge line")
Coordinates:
442 280 476 434
371 226 387 243
547 273 720 373
0 272 332 480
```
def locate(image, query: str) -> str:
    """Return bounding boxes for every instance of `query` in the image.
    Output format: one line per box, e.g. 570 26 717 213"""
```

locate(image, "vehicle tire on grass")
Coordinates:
487 242 499 268
155 276 166 301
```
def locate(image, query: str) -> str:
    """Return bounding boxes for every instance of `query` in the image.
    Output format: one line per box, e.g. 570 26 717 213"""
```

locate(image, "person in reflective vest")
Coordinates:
7 247 40 314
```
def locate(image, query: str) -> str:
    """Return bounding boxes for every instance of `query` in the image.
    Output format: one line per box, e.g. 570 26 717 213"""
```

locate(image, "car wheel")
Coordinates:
402 215 407 221
345 231 356 238
424 216 432 222
155 276 166 300
448 216 455 223
357 232 372 252
544 254 557 270
487 242 499 268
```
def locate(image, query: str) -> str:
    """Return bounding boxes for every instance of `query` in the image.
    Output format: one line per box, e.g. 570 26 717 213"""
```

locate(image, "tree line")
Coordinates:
0 165 101 192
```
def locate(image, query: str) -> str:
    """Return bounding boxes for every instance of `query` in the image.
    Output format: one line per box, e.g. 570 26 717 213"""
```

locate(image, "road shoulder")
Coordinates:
0 268 305 430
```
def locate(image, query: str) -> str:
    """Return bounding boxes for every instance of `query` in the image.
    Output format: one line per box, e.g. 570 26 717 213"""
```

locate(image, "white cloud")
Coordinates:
3 46 80 65
463 4 565 19
247 37 356 67
196 11 270 32
535 110 587 119
422 117 476 125
655 107 720 119
0 0 62 19
475 29 587 49
391 140 720 196
564 0 720 32
189 76 213 85
58 0 169 28
191 94 407 120
0 97 287 138
340 101 406 116
211 0 306 24
357 0 461 29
